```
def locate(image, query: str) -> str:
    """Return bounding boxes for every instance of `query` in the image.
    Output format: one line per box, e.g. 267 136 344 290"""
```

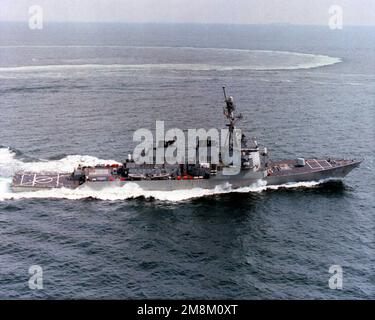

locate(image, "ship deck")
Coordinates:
268 159 359 177
12 172 79 189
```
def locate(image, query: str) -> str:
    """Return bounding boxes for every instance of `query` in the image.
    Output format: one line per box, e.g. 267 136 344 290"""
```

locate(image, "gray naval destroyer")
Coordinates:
12 87 362 192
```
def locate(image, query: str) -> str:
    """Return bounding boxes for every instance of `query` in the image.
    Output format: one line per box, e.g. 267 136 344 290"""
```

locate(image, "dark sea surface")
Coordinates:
0 23 374 299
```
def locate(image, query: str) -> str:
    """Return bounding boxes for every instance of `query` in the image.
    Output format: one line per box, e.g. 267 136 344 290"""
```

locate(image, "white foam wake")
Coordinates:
0 147 120 176
0 48 341 74
0 147 330 202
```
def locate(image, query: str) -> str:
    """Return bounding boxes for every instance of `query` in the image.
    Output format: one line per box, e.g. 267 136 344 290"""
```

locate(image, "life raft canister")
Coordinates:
182 175 193 180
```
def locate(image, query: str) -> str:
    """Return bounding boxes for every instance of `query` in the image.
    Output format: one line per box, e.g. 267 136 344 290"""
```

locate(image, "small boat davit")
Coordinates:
11 87 362 192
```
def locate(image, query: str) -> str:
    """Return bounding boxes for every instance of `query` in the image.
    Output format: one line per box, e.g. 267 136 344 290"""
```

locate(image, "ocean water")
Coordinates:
0 23 374 299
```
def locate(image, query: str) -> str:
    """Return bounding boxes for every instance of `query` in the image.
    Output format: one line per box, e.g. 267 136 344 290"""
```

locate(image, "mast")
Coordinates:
222 86 242 152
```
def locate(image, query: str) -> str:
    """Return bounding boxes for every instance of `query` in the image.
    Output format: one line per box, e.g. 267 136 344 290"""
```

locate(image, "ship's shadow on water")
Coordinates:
302 180 349 193
265 180 350 196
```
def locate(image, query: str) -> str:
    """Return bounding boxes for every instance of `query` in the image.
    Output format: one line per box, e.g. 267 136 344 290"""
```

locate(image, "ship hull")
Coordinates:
11 159 362 193
82 175 264 191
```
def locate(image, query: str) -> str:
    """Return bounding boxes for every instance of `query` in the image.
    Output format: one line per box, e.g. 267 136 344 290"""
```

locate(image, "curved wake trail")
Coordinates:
0 48 341 75
0 147 331 202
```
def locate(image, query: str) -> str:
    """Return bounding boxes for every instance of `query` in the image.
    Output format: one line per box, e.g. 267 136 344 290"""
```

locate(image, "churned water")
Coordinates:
0 23 374 298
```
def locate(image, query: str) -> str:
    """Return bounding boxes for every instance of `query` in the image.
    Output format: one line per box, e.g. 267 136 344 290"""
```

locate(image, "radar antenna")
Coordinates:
222 86 242 123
